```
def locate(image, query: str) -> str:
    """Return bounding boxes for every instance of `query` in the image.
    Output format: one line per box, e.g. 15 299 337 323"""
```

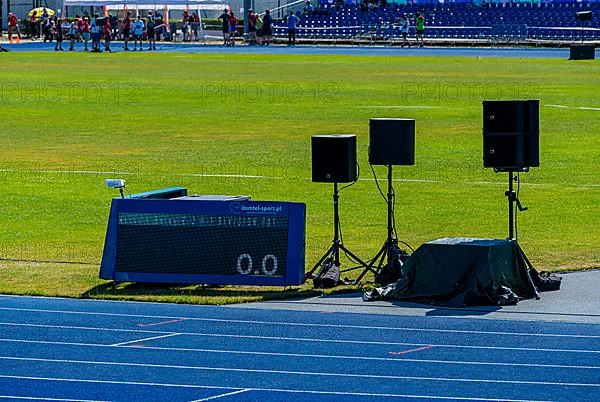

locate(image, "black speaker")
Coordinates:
369 118 415 166
483 100 539 171
312 134 357 183
569 44 595 60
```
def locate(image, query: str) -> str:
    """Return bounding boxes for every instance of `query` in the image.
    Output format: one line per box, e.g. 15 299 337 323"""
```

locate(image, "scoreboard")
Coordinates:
99 196 306 286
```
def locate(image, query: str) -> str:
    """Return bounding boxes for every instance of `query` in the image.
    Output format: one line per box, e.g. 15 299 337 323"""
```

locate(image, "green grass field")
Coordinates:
0 52 598 303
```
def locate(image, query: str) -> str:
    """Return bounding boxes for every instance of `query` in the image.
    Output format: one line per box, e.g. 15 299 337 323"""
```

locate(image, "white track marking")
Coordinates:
0 307 598 339
191 389 252 401
1 338 598 369
0 376 550 402
183 174 279 179
546 104 600 111
110 333 181 347
0 397 108 402
1 324 599 354
359 106 442 109
1 356 599 388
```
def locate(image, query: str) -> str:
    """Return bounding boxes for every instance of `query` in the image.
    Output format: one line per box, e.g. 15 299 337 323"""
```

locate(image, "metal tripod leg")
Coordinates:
305 243 335 280
513 240 540 300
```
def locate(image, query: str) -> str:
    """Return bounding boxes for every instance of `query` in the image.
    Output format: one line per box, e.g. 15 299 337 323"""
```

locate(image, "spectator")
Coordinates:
191 12 200 41
81 16 91 51
8 13 21 44
304 1 314 16
69 17 78 50
110 15 119 40
261 9 273 46
219 9 230 46
415 12 425 47
228 11 238 47
55 18 64 51
104 16 112 52
122 11 132 51
247 9 258 45
45 16 56 42
399 14 410 48
286 10 300 46
133 15 145 51
29 11 38 40
182 11 190 41
146 16 156 50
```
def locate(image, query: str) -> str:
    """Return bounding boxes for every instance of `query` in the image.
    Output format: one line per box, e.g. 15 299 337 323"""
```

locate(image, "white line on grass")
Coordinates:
1 356 599 388
1 307 598 339
1 326 599 354
1 338 598 369
359 106 442 109
110 333 181 347
191 389 252 401
0 376 550 402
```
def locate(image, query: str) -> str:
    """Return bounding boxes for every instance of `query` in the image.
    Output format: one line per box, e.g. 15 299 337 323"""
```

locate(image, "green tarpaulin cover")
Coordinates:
364 238 537 307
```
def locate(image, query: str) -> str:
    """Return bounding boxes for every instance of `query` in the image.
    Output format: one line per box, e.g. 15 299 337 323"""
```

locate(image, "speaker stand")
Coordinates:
305 182 369 280
353 165 409 284
504 170 540 300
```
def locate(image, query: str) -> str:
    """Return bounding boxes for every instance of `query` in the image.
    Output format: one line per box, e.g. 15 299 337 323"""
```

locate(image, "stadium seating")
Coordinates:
272 2 600 42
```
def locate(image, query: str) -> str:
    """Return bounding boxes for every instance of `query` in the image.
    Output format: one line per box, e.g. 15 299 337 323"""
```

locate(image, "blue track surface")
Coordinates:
4 41 600 59
0 295 598 401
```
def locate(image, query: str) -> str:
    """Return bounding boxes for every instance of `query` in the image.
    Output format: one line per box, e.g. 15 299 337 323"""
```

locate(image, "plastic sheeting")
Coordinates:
364 238 538 307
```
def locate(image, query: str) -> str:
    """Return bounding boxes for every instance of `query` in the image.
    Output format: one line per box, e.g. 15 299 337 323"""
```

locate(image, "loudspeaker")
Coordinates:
569 44 595 60
369 118 415 166
312 134 357 183
483 100 539 171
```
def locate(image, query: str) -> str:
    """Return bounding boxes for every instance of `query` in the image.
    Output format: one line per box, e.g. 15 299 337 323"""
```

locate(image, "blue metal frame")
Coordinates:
99 198 306 286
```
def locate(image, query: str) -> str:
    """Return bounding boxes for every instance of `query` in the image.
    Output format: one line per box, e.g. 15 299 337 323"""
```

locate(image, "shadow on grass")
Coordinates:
81 281 362 305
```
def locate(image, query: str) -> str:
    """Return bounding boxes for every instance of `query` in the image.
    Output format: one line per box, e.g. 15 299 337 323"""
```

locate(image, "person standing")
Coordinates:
146 16 156 50
29 11 38 40
415 12 425 48
228 12 237 47
399 14 410 48
133 15 145 51
90 14 101 51
262 10 272 46
218 9 229 46
122 11 131 50
8 13 21 44
247 9 258 45
69 17 78 50
55 19 64 51
81 16 91 51
103 16 112 52
191 12 200 41
287 11 300 46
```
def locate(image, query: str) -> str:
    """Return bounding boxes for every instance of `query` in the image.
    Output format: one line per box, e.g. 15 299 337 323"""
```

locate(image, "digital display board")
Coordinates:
99 198 306 286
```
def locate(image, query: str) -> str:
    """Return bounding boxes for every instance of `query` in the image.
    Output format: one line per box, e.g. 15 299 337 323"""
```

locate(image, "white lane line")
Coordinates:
0 397 108 402
1 308 598 339
2 356 599 388
183 174 280 179
0 376 550 402
110 333 181 347
358 106 442 109
2 324 600 354
1 338 598 369
191 389 252 401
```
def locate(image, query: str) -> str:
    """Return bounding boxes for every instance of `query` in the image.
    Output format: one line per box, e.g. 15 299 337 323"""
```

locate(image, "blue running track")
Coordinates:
4 41 600 59
0 295 598 401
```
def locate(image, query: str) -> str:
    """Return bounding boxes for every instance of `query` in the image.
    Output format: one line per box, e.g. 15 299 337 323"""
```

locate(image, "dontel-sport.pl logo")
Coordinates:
240 204 283 215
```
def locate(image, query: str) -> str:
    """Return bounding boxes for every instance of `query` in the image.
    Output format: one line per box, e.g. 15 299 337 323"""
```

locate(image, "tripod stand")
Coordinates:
305 182 369 280
353 165 409 284
503 170 540 299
